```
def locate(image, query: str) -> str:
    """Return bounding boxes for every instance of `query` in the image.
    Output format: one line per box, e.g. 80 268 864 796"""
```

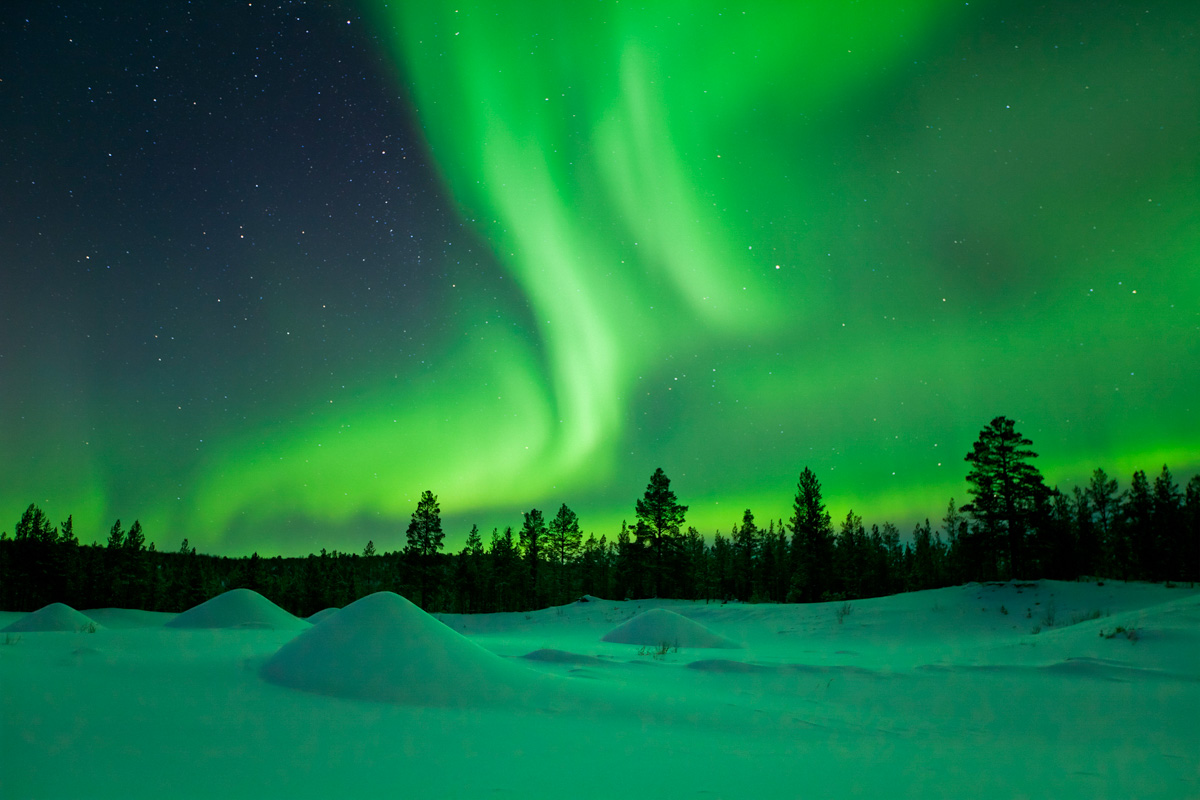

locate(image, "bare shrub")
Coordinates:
1040 599 1057 628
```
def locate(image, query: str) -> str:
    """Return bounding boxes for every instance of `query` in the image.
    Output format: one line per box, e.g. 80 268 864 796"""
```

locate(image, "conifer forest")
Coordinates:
4 417 1198 614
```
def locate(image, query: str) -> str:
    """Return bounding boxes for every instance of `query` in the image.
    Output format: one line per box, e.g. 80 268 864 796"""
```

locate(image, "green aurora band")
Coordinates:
7 1 1198 554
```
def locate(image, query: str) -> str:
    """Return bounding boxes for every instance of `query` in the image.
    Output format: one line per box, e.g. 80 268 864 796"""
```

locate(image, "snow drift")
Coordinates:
261 591 541 706
166 588 310 630
1 602 102 633
601 607 740 648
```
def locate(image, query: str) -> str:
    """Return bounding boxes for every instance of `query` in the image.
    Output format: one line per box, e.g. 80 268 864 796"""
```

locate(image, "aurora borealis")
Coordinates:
2 1 1197 555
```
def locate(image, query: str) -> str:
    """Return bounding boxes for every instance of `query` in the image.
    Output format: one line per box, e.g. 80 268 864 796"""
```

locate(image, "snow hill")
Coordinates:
261 591 544 706
1 602 101 633
165 588 310 630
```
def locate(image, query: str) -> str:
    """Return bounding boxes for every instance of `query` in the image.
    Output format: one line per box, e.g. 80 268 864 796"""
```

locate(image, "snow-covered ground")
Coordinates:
2 580 1197 798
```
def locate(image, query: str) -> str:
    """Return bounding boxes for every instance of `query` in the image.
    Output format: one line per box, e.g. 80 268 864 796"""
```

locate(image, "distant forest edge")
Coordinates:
3 417 1198 614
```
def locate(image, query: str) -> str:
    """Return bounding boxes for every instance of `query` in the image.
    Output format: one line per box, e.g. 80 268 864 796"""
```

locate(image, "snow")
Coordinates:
600 606 741 648
2 580 1198 798
305 607 340 624
164 588 311 630
261 592 548 706
1 603 102 633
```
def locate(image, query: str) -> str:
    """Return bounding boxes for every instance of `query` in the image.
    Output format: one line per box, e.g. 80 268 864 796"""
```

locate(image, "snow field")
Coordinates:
1 580 1197 798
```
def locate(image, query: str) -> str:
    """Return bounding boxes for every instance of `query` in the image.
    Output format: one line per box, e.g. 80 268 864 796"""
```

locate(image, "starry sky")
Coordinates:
2 1 1197 555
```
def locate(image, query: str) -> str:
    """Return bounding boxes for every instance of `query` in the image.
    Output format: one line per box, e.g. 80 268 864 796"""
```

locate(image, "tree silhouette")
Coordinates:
520 508 547 607
405 490 444 607
546 503 582 603
635 468 687 597
788 467 834 602
962 416 1046 579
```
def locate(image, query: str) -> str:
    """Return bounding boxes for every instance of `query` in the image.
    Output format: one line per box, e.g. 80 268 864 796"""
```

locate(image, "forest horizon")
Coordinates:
5 416 1198 617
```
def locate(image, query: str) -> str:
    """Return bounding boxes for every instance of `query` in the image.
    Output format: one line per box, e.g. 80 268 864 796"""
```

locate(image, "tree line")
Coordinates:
2 417 1198 614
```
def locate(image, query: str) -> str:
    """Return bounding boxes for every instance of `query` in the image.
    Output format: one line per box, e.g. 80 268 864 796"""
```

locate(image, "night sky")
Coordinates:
3 1 1197 555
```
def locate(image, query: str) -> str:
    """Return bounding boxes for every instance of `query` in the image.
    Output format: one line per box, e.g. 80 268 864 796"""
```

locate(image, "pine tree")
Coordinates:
788 467 834 602
753 520 777 602
1152 466 1184 581
961 416 1047 579
489 527 519 611
461 524 486 612
635 468 687 598
834 511 868 598
1185 476 1200 582
1124 469 1154 580
732 509 758 601
908 518 936 592
682 527 708 601
1087 468 1122 577
107 519 125 549
1071 486 1098 577
580 533 605 598
941 499 970 584
520 508 546 607
1041 489 1077 579
405 490 444 608
405 491 444 557
711 531 733 601
58 515 77 546
125 520 145 551
546 504 582 603
613 522 636 599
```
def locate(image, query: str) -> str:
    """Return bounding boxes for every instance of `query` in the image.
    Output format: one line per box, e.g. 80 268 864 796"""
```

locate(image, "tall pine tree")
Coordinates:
788 468 834 602
635 468 687 597
961 416 1046 579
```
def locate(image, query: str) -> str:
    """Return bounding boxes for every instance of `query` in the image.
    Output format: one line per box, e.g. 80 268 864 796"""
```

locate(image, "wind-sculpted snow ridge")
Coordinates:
306 607 340 624
601 607 741 649
166 588 310 630
261 591 544 706
1 603 102 633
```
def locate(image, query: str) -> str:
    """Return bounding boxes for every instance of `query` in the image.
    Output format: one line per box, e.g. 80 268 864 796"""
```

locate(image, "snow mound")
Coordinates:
306 607 340 624
261 591 539 706
1 603 102 633
166 589 310 630
602 608 740 649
